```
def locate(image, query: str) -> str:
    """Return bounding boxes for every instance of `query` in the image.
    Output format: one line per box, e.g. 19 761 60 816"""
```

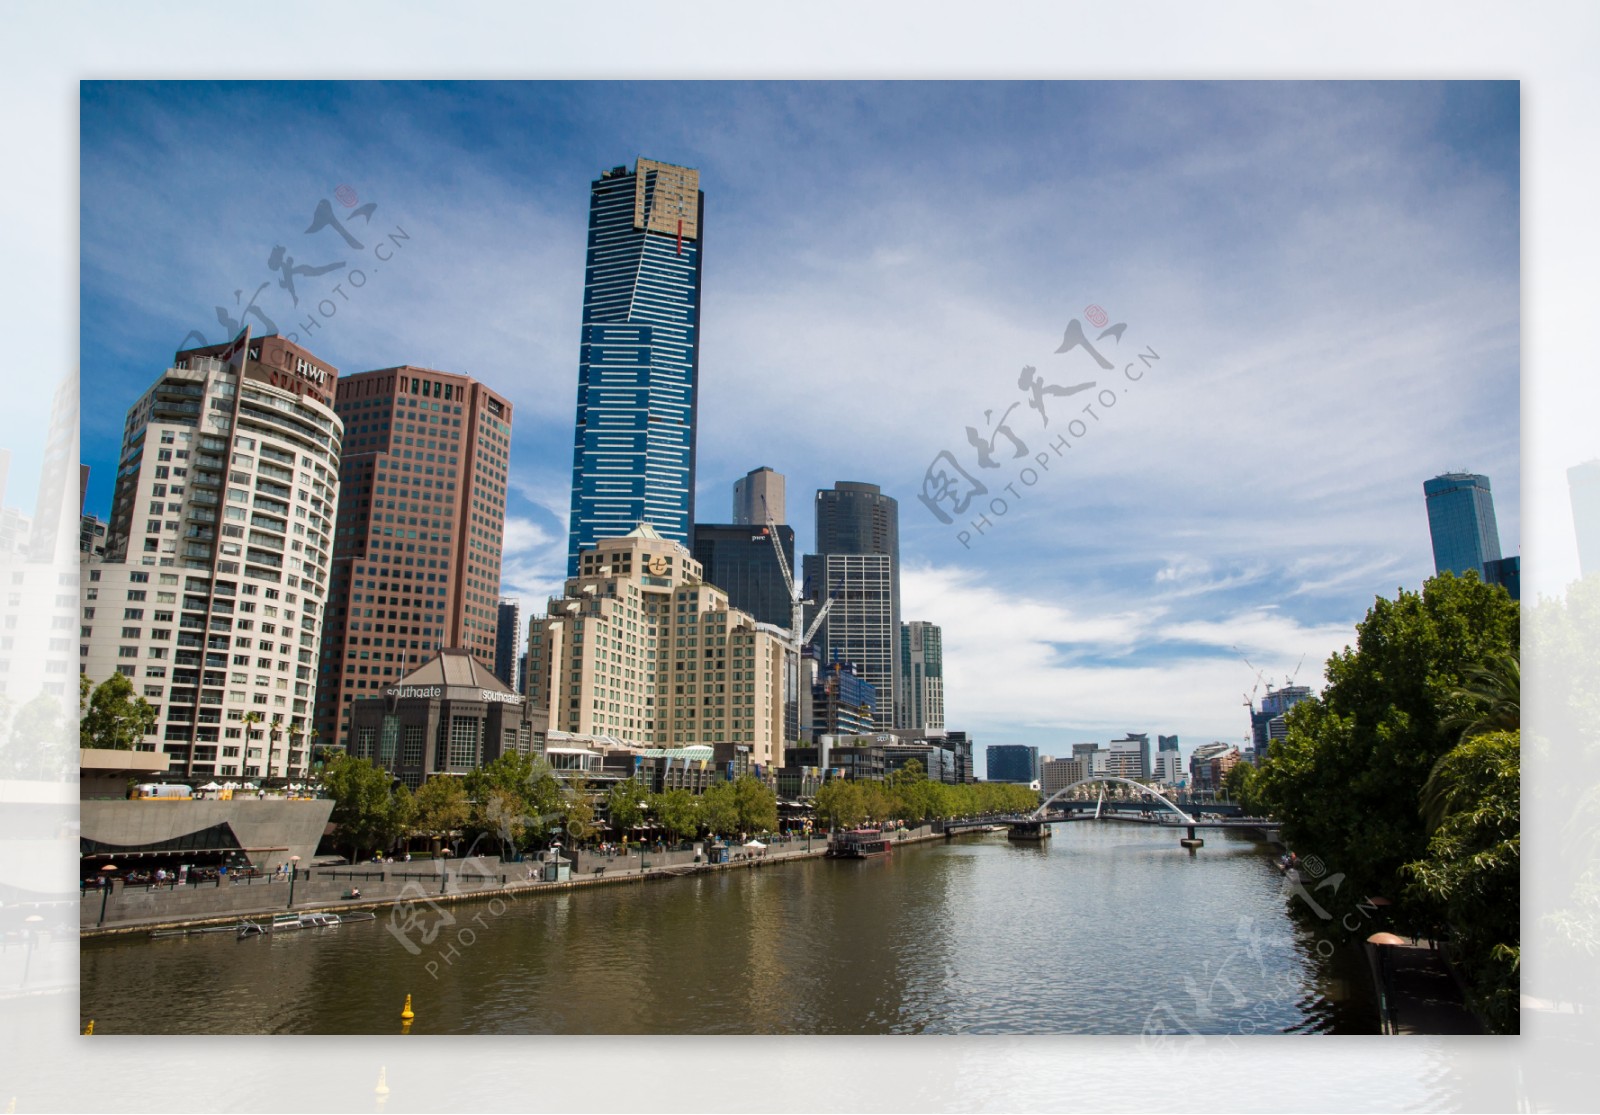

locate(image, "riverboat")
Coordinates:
236 911 375 939
827 829 893 858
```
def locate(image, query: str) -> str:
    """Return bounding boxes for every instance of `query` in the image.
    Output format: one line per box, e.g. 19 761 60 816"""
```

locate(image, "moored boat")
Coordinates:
827 829 893 858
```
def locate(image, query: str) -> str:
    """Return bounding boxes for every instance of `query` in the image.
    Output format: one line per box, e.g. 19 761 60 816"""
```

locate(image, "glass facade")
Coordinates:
691 523 795 629
1424 472 1502 577
986 744 1039 784
567 159 704 575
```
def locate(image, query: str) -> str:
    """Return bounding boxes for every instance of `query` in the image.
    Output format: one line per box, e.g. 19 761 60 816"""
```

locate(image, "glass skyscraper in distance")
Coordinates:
566 157 704 576
1424 472 1503 577
803 481 902 730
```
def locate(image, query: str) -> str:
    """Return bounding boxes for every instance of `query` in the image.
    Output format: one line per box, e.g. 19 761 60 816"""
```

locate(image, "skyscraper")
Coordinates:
494 599 521 688
566 158 704 575
1569 459 1600 579
803 481 902 729
692 522 795 629
899 620 945 733
1424 472 1503 578
315 366 513 749
81 333 342 780
733 466 785 526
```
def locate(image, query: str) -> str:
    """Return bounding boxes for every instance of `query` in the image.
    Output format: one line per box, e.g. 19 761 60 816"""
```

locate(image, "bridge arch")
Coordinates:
1031 776 1194 824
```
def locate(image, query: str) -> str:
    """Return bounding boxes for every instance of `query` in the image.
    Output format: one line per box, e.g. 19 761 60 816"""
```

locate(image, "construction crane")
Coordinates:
760 496 835 681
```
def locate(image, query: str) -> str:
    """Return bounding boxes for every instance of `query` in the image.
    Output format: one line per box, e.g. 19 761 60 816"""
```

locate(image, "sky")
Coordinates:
77 80 1521 768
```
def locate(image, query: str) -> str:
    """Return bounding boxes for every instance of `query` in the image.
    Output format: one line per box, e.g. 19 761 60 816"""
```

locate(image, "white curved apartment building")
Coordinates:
81 332 341 782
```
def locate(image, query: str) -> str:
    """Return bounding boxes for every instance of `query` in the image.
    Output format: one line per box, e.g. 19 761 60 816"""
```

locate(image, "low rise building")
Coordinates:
345 648 545 789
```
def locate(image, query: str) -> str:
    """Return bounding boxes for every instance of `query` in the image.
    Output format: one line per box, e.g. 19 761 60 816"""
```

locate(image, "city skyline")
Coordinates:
77 81 1521 760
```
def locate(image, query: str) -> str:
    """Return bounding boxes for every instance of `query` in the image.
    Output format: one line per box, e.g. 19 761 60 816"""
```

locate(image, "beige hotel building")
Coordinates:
527 524 790 772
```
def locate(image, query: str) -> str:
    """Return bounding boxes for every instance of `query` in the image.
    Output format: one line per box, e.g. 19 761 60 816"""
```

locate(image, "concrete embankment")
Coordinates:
81 825 950 939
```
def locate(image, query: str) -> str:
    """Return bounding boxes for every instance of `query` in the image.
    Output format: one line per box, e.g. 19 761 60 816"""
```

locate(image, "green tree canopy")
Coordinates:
605 779 646 835
653 788 701 842
79 674 157 751
1252 572 1519 916
700 780 740 837
413 774 469 840
732 774 778 834
320 754 407 862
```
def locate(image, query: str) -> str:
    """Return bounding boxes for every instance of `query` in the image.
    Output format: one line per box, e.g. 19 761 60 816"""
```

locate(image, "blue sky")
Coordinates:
78 81 1520 764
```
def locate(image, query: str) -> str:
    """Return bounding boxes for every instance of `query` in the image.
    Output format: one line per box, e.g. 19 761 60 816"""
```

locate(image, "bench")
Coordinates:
591 865 606 876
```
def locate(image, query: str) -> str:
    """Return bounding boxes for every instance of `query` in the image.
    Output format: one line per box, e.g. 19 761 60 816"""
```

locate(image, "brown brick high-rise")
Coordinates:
315 366 513 749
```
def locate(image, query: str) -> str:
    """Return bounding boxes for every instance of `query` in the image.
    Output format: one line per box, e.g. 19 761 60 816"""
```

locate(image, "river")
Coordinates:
79 822 1375 1034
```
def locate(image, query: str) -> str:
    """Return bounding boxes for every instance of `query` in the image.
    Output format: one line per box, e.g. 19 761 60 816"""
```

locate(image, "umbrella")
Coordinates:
743 840 766 849
201 782 221 791
98 864 117 873
1367 932 1408 947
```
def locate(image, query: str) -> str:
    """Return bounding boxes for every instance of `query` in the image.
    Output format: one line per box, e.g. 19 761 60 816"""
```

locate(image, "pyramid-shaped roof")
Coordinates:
392 648 516 694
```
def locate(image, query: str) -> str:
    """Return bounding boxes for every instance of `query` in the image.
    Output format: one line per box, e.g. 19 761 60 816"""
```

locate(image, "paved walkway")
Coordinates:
1378 941 1484 1035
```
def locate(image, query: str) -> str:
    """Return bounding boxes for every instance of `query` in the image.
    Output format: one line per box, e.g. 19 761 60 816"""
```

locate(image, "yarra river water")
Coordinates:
80 823 1376 1035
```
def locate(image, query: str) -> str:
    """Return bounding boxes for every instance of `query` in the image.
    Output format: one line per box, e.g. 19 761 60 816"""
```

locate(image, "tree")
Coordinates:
700 780 739 837
652 788 701 843
562 775 600 844
605 779 646 836
414 774 470 847
390 782 418 851
79 674 157 751
1402 730 1520 1032
1252 572 1518 920
1223 761 1259 814
813 779 865 830
320 754 405 862
732 775 778 834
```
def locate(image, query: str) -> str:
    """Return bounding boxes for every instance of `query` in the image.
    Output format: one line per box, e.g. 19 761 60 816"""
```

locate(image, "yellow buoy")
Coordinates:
82 1020 94 1035
375 1067 390 1097
400 994 415 1022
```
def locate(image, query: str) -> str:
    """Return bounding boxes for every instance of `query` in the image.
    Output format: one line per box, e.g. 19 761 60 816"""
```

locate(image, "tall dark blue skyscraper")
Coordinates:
692 523 795 629
567 158 704 576
1424 472 1503 578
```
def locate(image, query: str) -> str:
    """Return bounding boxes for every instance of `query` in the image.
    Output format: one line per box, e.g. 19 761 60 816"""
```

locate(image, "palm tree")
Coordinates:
1444 652 1519 743
268 717 284 788
241 710 263 778
1422 651 1520 833
287 722 305 789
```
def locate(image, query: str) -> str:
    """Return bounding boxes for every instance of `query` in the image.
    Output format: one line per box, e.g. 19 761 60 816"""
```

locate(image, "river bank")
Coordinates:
80 824 948 939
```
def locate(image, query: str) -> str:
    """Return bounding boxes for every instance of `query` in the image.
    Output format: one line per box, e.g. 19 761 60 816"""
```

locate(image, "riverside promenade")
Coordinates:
81 824 946 938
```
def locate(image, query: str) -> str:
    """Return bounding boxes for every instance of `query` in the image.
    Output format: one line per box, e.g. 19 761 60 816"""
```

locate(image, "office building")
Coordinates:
315 366 513 749
566 158 704 575
1424 472 1503 578
803 481 902 728
1158 734 1180 756
494 599 521 689
732 466 785 526
528 524 790 771
943 730 976 783
691 522 795 629
1152 751 1184 785
1484 555 1520 601
80 333 342 780
1109 732 1151 779
986 743 1039 784
899 620 945 734
1041 756 1087 796
1569 459 1600 579
1189 742 1239 795
1252 685 1313 753
812 658 877 738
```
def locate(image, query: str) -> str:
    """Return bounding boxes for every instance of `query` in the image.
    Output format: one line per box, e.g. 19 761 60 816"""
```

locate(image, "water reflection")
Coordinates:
81 824 1374 1035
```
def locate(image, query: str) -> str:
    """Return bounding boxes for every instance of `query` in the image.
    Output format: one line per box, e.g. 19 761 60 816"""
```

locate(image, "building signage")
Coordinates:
382 684 522 705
